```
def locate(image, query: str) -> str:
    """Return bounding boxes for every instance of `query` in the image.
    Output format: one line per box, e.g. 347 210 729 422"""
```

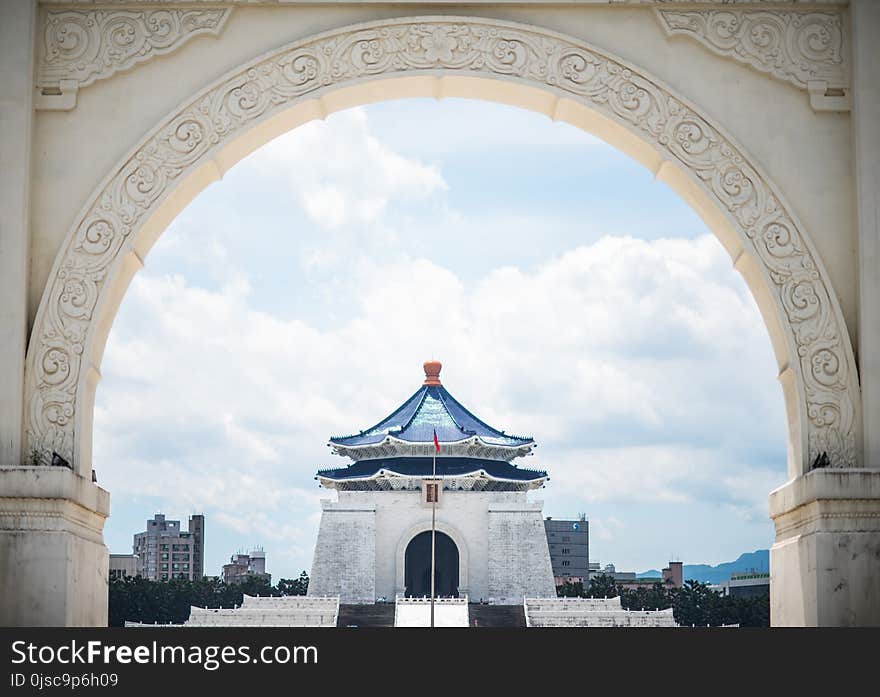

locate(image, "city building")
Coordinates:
587 561 683 590
544 516 589 585
616 577 675 591
189 513 205 579
716 572 770 598
588 562 634 583
109 554 139 581
662 561 683 589
308 360 556 604
133 513 205 581
222 549 271 585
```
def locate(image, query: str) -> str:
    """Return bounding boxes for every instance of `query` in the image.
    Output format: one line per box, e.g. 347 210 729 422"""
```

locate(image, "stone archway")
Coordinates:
23 15 859 480
9 14 875 626
396 520 470 599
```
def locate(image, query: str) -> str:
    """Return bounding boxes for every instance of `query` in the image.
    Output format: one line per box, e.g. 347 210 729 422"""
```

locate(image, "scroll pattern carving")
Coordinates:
24 17 859 470
40 1 852 5
37 8 231 92
656 10 847 93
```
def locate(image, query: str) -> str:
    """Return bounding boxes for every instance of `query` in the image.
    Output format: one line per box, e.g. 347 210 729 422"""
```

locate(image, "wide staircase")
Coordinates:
395 596 469 627
468 604 526 628
336 603 396 628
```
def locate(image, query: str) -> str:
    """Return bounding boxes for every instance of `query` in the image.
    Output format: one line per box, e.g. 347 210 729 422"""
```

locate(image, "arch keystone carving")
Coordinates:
655 8 849 112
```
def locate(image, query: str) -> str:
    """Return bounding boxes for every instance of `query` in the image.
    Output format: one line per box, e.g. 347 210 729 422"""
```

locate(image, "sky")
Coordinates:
94 98 787 580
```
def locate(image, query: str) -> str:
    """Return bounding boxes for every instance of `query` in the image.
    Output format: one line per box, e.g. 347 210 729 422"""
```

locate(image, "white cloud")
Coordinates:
240 108 447 230
96 101 786 576
96 232 786 575
591 516 625 543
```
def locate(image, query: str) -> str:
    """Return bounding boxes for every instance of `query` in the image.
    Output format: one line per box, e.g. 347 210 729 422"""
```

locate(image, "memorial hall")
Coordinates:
308 360 557 605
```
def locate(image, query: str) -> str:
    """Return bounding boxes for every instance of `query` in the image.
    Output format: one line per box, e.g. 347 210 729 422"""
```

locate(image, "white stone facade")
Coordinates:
488 506 558 603
308 489 556 604
308 503 376 604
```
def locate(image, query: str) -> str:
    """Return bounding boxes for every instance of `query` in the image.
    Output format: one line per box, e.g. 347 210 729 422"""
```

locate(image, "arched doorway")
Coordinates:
405 531 460 598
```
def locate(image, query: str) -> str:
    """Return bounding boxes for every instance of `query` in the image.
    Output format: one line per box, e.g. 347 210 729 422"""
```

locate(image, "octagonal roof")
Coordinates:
328 361 534 451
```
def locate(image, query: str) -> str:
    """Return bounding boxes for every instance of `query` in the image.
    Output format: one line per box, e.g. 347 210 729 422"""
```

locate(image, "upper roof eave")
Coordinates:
329 433 534 451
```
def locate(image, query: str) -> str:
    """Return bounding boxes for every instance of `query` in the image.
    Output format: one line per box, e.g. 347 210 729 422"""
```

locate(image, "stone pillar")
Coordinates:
0 3 110 627
852 0 880 469
0 468 110 626
0 0 35 468
307 498 376 604
768 1 880 629
770 471 880 626
487 500 556 604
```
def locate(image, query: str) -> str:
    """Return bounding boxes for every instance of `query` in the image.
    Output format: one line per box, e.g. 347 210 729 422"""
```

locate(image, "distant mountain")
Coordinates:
636 550 769 585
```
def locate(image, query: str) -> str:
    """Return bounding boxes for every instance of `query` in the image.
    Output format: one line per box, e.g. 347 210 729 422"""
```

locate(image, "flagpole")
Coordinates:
430 441 436 629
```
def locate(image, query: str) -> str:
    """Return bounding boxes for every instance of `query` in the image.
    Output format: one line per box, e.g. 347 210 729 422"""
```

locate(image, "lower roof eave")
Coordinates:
329 435 535 461
316 470 548 490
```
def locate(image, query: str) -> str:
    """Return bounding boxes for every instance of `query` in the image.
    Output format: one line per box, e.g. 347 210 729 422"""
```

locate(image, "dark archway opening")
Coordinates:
405 531 459 598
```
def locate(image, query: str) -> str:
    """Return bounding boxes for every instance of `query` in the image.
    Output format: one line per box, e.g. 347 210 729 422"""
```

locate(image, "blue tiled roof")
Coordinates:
329 384 533 448
317 457 547 481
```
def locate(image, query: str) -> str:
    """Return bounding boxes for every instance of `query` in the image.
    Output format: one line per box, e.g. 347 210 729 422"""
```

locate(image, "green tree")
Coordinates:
277 571 309 596
586 573 620 599
671 579 770 627
108 572 310 627
554 574 769 627
619 581 673 611
556 581 585 597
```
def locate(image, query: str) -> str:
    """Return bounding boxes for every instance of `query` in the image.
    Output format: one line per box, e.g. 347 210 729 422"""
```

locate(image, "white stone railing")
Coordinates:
524 597 677 627
184 608 337 627
524 596 623 612
125 596 340 627
240 594 338 612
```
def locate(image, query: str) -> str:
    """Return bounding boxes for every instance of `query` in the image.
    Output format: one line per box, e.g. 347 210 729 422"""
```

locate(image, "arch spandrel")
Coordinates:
23 16 860 476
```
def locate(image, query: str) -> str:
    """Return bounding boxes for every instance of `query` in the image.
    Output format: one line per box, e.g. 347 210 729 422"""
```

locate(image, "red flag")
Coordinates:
433 428 440 453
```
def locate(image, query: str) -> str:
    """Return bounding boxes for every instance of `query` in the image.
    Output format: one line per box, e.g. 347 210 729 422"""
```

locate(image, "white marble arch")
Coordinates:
22 15 859 483
395 520 470 599
6 12 879 627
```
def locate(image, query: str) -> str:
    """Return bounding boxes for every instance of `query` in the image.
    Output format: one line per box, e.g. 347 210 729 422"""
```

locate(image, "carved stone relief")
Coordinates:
36 7 232 110
656 9 849 111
